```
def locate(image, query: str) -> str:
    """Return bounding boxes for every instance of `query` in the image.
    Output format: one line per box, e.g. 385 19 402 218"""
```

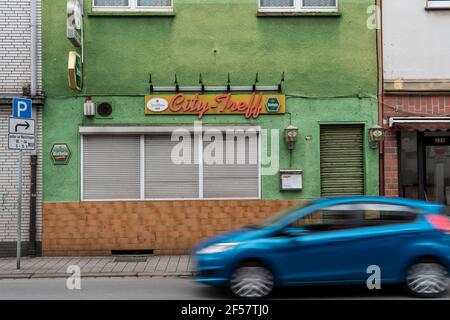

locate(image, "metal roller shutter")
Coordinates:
83 135 141 200
320 125 365 196
203 132 259 199
145 135 199 199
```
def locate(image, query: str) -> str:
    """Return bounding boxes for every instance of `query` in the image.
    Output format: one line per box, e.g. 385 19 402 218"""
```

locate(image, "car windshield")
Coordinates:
248 201 314 229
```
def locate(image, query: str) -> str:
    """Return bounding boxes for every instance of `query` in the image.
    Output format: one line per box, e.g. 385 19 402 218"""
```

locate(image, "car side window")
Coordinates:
290 207 361 232
290 203 419 233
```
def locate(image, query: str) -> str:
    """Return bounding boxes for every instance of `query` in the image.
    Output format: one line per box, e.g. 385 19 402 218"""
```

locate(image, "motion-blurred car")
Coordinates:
194 196 450 298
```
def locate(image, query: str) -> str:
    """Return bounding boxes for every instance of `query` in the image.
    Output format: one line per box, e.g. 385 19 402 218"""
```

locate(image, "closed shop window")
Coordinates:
203 131 259 199
82 129 260 201
83 135 141 200
145 135 199 199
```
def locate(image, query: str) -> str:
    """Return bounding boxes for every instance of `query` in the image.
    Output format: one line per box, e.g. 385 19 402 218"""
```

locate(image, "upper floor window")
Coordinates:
93 0 173 12
259 0 338 13
427 0 450 9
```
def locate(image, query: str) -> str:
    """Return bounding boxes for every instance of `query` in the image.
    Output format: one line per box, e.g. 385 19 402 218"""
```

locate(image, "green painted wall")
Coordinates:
42 0 379 202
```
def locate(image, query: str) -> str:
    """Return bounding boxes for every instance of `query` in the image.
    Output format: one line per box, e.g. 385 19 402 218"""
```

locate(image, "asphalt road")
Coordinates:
0 277 449 300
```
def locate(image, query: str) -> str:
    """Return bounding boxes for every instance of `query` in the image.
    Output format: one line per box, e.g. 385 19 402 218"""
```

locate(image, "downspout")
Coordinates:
29 155 37 256
30 0 37 97
376 0 385 196
29 0 38 256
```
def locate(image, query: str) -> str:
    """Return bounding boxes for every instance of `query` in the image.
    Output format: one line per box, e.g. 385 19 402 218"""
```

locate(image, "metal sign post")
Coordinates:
10 97 34 270
17 150 23 269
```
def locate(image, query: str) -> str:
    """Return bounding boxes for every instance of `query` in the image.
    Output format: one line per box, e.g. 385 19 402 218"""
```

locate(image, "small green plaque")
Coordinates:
51 143 71 165
266 97 281 112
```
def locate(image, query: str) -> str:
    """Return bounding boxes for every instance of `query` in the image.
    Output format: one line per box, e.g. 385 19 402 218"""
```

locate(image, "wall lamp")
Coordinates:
285 125 299 151
368 125 386 149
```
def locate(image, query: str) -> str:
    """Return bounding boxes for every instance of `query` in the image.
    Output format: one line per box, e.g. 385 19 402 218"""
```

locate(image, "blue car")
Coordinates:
194 196 450 298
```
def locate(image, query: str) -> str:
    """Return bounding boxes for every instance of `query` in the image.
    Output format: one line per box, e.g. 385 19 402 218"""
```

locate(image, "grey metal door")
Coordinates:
320 125 365 196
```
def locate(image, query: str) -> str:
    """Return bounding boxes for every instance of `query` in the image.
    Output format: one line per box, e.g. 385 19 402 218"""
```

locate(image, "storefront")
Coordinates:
40 93 379 256
391 117 450 208
41 0 379 256
382 96 450 212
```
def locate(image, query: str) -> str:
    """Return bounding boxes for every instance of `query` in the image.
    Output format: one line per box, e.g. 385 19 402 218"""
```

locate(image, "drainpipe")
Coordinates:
30 0 37 97
29 0 38 255
28 155 37 256
376 0 385 196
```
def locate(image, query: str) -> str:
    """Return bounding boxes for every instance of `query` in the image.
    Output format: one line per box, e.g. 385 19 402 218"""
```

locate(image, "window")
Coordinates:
83 135 141 200
427 0 450 9
259 0 338 13
81 129 260 201
290 203 418 233
92 0 173 12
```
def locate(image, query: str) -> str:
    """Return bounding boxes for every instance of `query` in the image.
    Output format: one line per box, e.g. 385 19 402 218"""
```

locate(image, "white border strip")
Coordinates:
79 126 262 134
140 135 145 200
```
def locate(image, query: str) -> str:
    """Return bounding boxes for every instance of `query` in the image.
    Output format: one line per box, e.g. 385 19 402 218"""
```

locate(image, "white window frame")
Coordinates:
258 0 339 13
427 0 450 9
80 126 262 202
92 0 173 13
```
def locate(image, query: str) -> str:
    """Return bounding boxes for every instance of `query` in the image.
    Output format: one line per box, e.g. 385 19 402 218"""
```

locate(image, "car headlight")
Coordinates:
197 242 241 254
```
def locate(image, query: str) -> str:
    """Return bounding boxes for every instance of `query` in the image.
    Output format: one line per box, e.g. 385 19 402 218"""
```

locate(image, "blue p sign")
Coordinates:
12 97 32 119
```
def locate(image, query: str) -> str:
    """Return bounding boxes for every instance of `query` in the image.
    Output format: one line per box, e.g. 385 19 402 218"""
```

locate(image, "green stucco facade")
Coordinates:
42 0 379 202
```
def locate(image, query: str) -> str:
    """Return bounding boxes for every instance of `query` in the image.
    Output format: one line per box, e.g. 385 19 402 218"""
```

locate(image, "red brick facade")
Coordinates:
382 95 450 197
42 200 303 256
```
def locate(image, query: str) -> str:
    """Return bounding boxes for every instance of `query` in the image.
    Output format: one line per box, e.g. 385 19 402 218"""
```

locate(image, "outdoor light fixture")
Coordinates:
368 125 386 149
148 72 285 93
285 125 299 151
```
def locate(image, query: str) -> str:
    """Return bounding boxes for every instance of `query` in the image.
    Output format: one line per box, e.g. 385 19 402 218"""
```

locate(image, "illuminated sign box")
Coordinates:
68 51 82 91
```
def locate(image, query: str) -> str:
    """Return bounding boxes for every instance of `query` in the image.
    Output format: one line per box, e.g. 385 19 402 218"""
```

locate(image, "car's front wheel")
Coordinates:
230 264 274 299
406 261 449 298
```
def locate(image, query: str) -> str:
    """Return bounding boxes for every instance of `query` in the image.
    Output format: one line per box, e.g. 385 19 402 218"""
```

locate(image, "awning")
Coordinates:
389 117 450 131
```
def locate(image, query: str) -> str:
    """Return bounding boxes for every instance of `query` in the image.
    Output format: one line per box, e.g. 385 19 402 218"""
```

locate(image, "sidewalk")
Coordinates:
0 255 195 279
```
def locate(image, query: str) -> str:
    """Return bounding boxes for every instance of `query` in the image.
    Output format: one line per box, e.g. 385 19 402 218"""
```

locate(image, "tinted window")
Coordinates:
290 203 418 233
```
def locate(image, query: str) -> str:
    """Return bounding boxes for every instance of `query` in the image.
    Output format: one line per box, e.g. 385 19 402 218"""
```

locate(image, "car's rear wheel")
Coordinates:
230 264 274 299
406 261 448 298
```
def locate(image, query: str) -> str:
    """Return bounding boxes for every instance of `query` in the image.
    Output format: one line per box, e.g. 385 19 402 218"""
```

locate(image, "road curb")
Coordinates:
0 274 33 279
0 272 195 280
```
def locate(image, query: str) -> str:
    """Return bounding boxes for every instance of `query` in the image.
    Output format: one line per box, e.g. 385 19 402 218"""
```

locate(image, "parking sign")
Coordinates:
12 97 32 119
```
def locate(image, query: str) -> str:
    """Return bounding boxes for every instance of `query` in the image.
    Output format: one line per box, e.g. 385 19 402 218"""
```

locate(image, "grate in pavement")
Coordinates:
113 256 149 263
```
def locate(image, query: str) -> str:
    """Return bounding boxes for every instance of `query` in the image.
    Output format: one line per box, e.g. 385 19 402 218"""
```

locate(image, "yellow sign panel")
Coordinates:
145 93 285 119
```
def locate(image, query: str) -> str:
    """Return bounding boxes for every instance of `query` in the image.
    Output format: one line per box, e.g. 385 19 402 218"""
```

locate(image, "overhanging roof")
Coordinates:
389 116 450 131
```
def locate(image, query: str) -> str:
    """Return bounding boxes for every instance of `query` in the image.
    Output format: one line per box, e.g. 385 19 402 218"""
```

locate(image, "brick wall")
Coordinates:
382 95 450 197
0 0 42 94
42 200 304 256
0 105 43 256
0 0 43 256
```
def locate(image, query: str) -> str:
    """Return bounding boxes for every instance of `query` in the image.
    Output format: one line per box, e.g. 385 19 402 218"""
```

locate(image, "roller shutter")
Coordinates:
145 135 199 199
83 135 141 200
203 131 259 199
320 125 365 196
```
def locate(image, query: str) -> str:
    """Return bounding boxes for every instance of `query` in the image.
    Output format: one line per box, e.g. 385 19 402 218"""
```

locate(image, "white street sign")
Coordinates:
8 134 36 150
8 118 35 150
9 118 35 135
